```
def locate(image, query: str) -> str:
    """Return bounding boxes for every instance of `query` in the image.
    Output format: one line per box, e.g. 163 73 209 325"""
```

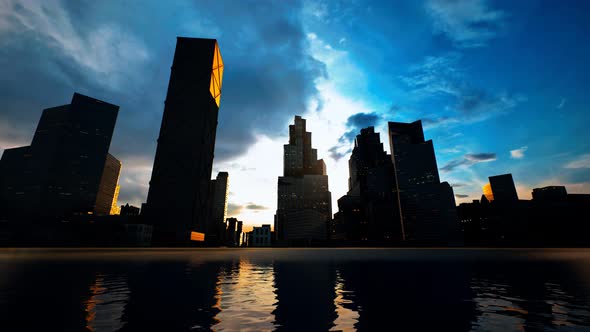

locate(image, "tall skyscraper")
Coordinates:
144 37 223 244
276 116 332 243
0 93 119 219
208 171 229 246
388 120 459 244
332 127 401 241
488 174 519 203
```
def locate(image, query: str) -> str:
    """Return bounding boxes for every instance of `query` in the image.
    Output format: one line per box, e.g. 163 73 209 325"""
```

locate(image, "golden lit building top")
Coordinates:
483 183 494 201
209 41 223 107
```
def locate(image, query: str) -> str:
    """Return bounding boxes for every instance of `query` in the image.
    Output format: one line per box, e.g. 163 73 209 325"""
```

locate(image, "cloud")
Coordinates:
451 182 467 187
245 203 269 210
0 0 329 207
338 112 381 143
327 112 380 161
425 0 506 48
227 203 243 216
455 194 469 198
564 154 590 169
441 152 496 172
328 146 352 162
400 53 525 125
0 0 150 89
510 146 528 159
557 98 567 109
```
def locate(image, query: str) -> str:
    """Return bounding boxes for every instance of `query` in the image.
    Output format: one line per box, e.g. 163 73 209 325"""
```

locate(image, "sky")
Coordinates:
1 0 589 230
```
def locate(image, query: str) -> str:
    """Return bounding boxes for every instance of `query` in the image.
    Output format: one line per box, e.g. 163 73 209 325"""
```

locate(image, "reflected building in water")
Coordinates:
144 37 224 245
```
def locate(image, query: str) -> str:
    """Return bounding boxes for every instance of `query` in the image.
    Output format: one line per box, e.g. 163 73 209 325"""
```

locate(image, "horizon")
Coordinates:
1 1 589 230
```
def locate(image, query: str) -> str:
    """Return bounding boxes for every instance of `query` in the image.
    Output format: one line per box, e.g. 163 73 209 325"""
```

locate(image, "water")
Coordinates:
1 248 590 332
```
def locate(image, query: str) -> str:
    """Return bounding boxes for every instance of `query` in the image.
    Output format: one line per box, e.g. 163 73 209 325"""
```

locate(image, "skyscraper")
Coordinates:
388 120 459 244
488 174 519 203
208 171 229 246
144 37 223 244
276 116 332 243
0 93 119 219
332 127 401 242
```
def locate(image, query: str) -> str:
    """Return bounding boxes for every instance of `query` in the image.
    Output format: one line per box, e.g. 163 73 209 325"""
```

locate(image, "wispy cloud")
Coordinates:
564 154 590 169
0 0 150 89
245 203 269 210
441 152 496 172
425 0 506 48
510 146 528 159
400 53 525 125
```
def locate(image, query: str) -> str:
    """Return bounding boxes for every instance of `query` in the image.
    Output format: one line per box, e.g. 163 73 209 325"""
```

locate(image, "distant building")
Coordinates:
248 224 272 247
332 127 401 242
120 203 141 216
275 116 332 243
532 186 567 201
144 37 224 245
226 217 238 246
208 172 229 246
236 221 243 246
388 120 460 244
488 174 519 203
0 93 119 220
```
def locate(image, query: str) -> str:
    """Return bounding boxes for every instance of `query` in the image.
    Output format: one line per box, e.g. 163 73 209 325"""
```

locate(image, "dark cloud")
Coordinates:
455 194 469 198
451 183 467 187
227 203 243 216
0 0 325 205
465 153 496 161
245 203 269 210
329 112 381 161
328 146 352 162
441 152 496 172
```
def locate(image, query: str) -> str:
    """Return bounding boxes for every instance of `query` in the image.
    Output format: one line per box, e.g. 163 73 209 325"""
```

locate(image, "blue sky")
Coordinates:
0 0 588 228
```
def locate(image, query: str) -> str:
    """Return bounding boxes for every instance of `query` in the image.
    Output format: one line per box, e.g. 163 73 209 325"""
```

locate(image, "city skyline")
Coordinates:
1 1 589 230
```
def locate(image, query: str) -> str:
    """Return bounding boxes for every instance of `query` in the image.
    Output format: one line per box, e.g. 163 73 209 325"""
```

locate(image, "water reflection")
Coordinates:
0 249 589 331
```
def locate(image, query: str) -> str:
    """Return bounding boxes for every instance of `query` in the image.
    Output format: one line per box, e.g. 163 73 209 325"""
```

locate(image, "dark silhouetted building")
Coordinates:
207 171 229 246
332 127 401 242
247 224 272 247
388 120 460 244
532 186 567 202
120 203 141 216
487 174 519 203
225 217 238 246
275 116 332 244
144 37 224 245
0 93 119 220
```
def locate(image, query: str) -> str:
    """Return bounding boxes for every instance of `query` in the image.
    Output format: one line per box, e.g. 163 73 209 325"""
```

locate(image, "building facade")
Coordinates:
144 37 224 244
488 174 519 203
0 93 119 220
388 120 460 244
247 224 272 247
275 116 332 243
208 171 229 246
94 153 122 215
332 127 401 242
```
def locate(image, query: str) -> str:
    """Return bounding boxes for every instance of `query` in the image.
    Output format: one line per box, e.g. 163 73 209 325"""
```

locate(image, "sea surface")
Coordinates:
1 248 590 332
